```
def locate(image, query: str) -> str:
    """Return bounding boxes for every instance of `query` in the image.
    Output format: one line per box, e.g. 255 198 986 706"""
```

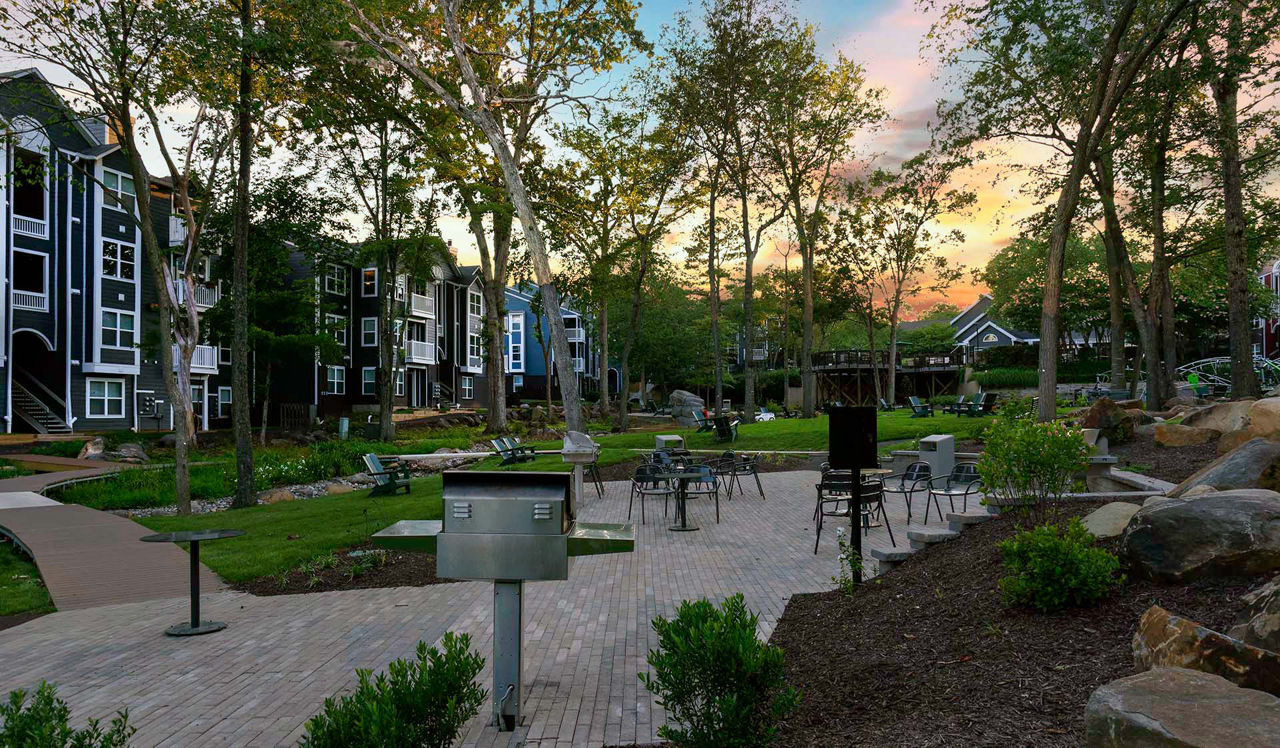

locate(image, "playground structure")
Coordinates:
1175 356 1280 395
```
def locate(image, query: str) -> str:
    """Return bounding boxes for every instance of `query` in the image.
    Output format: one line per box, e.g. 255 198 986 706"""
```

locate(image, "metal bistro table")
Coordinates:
139 529 244 636
658 469 705 532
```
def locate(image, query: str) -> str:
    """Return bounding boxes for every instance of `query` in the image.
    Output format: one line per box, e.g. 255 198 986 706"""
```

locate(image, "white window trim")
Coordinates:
326 313 347 347
361 316 378 347
506 311 524 373
101 167 137 215
461 375 474 400
324 263 347 295
100 309 136 350
512 374 523 390
395 369 405 397
12 248 49 302
361 267 378 297
101 237 137 282
219 345 232 365
12 143 50 228
85 377 125 419
218 386 233 418
362 366 377 395
325 365 346 395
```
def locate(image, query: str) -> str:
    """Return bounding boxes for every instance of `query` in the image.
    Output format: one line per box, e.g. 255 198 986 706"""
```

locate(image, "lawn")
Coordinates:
139 477 445 582
0 541 53 617
465 448 637 473
539 411 999 452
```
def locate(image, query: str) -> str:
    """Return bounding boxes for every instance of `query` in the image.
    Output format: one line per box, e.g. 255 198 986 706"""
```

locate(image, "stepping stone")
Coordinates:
907 526 958 550
870 546 914 572
947 511 996 532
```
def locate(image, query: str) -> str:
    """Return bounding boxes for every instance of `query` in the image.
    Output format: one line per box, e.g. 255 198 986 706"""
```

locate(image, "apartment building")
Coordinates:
502 284 599 401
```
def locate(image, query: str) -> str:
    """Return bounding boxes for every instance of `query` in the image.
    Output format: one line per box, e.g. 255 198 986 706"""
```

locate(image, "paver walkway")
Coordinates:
0 471 922 747
0 454 131 493
0 502 223 610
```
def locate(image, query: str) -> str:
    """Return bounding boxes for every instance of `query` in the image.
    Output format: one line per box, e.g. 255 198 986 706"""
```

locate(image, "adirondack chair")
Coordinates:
712 415 739 443
908 396 934 418
491 437 536 465
942 395 968 414
878 398 895 412
692 411 714 433
363 454 411 496
961 393 999 417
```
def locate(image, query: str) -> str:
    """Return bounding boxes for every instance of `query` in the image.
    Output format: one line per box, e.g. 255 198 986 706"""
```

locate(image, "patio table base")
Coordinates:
165 621 228 637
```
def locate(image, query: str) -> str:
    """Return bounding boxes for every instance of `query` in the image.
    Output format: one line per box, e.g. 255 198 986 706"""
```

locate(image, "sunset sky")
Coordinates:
436 0 1043 317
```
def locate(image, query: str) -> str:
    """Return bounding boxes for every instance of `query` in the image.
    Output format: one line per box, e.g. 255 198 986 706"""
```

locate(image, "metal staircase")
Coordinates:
12 379 71 434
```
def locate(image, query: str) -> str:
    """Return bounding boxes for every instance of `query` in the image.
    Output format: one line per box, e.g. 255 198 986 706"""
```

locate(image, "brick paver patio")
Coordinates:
0 470 922 747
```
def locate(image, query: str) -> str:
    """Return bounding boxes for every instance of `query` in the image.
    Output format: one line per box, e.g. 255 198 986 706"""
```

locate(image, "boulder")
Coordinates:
324 483 354 496
1168 438 1280 497
1133 605 1280 696
1082 398 1136 445
77 436 106 461
1125 409 1155 425
1184 400 1254 433
1229 575 1280 654
669 389 707 428
1084 667 1280 747
1164 395 1208 410
1122 489 1280 581
1183 484 1218 497
108 442 150 464
1115 398 1146 410
1154 423 1220 447
157 433 177 448
1220 428 1256 455
1144 494 1173 507
1082 502 1142 539
1250 398 1280 439
259 489 296 504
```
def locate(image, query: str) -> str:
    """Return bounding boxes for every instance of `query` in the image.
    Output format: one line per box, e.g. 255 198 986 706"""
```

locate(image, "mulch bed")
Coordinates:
1111 432 1219 484
0 610 49 633
232 541 455 596
769 504 1257 748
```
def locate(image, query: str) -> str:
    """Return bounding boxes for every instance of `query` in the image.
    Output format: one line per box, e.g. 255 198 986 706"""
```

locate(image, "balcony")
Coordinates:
12 215 48 239
406 339 434 364
12 290 48 312
409 293 434 317
572 357 585 373
750 347 768 361
174 344 219 374
169 214 188 247
173 280 220 310
565 327 585 343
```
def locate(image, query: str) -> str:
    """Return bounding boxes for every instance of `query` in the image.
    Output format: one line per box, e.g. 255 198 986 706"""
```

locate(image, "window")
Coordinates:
218 386 232 418
326 314 347 346
12 250 48 310
395 369 405 397
101 310 136 349
219 345 232 365
103 169 137 213
512 374 523 391
362 267 377 297
395 275 406 301
13 149 46 221
468 290 482 318
362 367 377 395
461 376 474 400
87 378 125 418
102 239 135 281
324 263 347 295
326 366 345 395
361 317 377 347
468 331 482 367
507 313 524 371
981 333 998 344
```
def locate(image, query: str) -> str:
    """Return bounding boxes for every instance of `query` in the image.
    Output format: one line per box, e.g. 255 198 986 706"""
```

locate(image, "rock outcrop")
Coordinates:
669 390 706 428
1183 400 1254 434
1122 489 1280 581
1081 502 1142 540
1082 398 1135 446
1167 438 1280 497
1154 423 1220 447
1230 575 1280 654
1133 605 1280 696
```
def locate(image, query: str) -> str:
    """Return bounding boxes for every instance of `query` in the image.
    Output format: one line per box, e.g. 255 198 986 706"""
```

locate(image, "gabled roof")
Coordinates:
0 67 107 151
505 282 581 316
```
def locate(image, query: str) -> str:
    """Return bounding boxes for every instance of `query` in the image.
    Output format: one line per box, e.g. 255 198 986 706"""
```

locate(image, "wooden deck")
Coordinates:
0 503 222 610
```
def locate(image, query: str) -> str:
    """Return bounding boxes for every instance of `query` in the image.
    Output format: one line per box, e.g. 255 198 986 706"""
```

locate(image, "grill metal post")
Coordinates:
493 580 523 731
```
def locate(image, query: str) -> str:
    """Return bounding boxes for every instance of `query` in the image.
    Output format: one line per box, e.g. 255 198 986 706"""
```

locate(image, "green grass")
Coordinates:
0 458 38 478
51 464 235 510
27 440 87 458
0 541 54 617
466 448 637 473
138 477 445 582
534 411 998 452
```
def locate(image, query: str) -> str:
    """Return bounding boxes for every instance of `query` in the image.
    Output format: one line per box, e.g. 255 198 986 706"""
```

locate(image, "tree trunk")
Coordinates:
1212 3 1259 398
797 204 815 418
885 302 901 405
708 170 723 417
1104 232 1127 390
740 194 757 423
231 0 255 507
484 271 508 432
865 311 883 406
259 361 272 447
597 301 609 408
614 248 651 431
378 251 397 442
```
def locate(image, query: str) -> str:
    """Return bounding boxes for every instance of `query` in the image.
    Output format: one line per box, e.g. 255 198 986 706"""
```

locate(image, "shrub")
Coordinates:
28 440 87 458
998 518 1124 612
973 367 1038 389
1 681 133 747
301 633 486 748
639 594 799 748
927 394 960 406
978 403 1089 526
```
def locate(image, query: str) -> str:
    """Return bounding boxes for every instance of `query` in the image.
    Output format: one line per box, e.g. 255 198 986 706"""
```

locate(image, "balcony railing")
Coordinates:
811 349 964 370
409 293 434 317
565 327 585 343
12 215 47 239
406 339 434 364
173 281 220 310
750 347 768 361
572 357 585 373
174 344 219 373
168 214 188 247
12 290 48 312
